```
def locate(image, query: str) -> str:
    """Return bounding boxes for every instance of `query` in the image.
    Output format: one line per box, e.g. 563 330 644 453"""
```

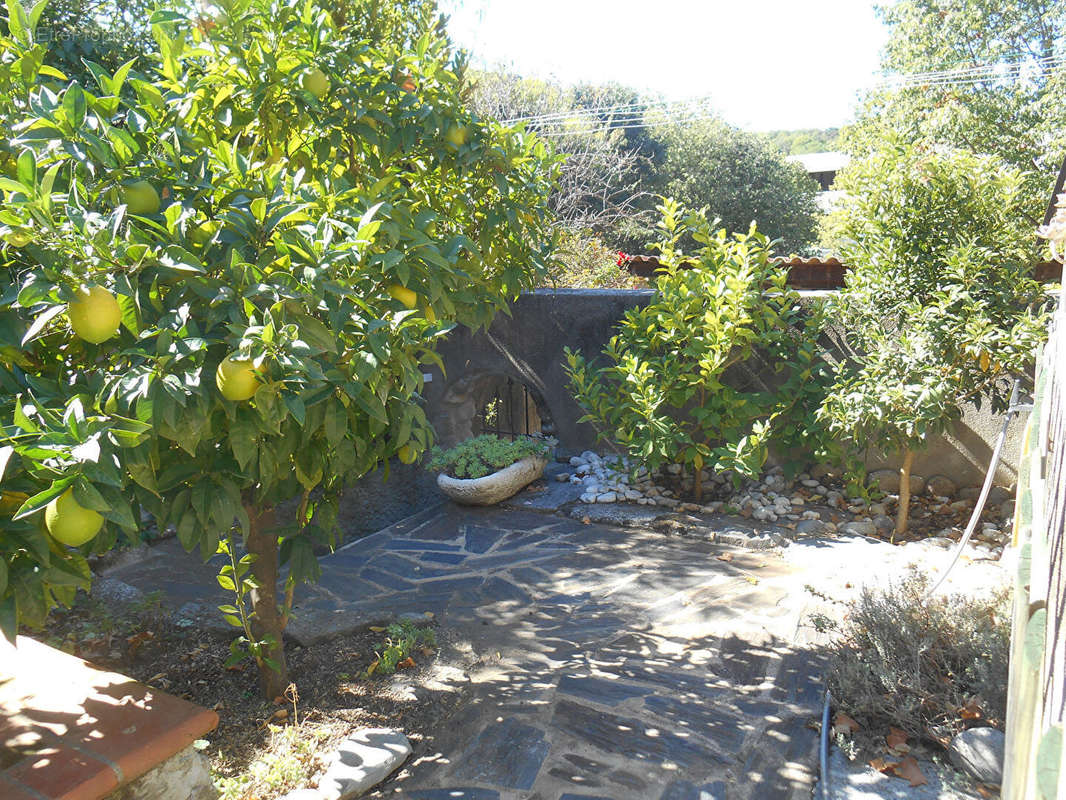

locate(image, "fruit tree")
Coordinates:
0 0 557 698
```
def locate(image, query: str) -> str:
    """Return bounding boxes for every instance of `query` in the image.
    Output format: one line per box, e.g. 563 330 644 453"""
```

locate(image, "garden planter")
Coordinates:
437 456 548 505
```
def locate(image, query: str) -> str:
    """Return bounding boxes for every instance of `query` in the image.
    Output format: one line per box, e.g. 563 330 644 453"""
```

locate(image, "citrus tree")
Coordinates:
818 143 1049 538
565 199 829 499
0 0 556 698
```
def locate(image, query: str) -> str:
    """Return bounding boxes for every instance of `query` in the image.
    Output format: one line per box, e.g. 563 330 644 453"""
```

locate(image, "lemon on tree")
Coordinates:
216 356 260 401
119 179 161 215
67 285 121 344
444 123 468 149
45 489 104 547
300 67 330 99
189 219 220 247
387 284 418 309
397 444 418 464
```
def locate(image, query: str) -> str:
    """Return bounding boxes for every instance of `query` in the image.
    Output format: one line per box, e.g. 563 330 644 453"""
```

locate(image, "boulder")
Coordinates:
948 727 1005 785
318 728 412 800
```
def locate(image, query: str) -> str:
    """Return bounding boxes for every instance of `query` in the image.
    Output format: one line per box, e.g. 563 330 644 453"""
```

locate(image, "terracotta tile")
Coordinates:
1 636 218 791
0 772 49 800
5 740 118 800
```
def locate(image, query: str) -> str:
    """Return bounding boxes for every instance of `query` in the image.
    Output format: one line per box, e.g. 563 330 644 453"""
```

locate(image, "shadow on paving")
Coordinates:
100 503 828 800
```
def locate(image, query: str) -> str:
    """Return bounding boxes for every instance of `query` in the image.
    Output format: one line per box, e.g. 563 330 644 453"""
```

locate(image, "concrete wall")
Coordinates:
422 288 1023 489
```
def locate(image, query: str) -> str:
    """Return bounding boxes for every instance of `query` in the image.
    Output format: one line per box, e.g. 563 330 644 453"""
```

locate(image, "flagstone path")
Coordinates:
98 492 1009 800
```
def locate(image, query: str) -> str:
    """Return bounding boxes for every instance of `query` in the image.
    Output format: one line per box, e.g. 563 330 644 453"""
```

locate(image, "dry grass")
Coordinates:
826 570 1010 748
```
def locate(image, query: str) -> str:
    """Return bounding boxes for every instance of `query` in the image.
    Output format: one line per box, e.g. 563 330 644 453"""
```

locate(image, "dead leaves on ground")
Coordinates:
832 712 860 736
870 755 928 787
864 727 928 787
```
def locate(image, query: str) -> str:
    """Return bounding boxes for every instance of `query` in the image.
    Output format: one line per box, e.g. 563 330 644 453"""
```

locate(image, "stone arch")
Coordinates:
432 368 555 449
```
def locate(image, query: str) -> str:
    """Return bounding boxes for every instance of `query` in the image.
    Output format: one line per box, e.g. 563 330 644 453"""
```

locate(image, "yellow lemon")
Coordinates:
444 124 469 149
422 304 437 323
120 180 161 215
190 219 220 247
216 356 260 401
45 489 104 547
398 445 417 464
387 284 418 309
300 68 330 100
68 285 121 344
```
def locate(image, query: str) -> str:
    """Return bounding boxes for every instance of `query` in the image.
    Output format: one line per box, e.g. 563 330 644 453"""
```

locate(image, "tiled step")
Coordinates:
0 636 218 800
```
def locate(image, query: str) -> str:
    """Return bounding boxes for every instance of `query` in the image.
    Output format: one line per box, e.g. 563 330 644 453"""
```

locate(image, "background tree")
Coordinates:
763 127 841 156
648 119 820 254
0 0 556 698
819 143 1049 537
845 0 1066 198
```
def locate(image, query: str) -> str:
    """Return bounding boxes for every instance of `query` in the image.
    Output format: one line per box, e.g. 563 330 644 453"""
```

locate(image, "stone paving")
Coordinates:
97 487 1011 800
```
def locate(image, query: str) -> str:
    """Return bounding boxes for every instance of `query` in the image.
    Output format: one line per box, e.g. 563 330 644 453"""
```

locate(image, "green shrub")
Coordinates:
564 199 832 499
427 435 553 479
826 571 1010 748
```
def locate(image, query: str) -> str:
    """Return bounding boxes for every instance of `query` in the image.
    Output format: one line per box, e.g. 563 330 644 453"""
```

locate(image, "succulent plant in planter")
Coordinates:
428 435 555 505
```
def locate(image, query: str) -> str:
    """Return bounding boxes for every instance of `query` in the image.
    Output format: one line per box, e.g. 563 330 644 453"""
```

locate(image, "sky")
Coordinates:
441 0 890 132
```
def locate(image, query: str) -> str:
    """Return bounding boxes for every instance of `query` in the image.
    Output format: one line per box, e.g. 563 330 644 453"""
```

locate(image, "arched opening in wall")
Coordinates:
473 375 553 439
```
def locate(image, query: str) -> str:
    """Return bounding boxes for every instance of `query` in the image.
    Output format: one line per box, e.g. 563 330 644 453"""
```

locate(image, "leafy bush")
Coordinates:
826 571 1010 748
818 143 1050 536
565 199 832 499
541 229 644 289
428 435 553 479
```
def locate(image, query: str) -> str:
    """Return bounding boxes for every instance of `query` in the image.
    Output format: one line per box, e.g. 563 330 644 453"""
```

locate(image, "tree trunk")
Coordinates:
894 448 914 543
692 465 703 501
245 505 290 700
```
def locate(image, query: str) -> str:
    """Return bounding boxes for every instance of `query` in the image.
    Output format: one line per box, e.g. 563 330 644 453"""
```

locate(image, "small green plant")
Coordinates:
366 619 437 677
565 198 833 499
428 435 554 479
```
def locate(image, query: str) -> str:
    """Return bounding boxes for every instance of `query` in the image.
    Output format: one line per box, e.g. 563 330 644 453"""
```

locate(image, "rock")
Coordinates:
318 728 411 800
840 520 877 537
925 536 954 549
872 515 895 534
90 577 146 605
986 486 1012 506
868 502 887 516
795 519 828 535
555 472 570 482
597 492 617 503
666 463 683 475
926 474 957 497
948 499 973 513
868 469 926 494
999 498 1016 522
568 456 586 467
948 727 1005 785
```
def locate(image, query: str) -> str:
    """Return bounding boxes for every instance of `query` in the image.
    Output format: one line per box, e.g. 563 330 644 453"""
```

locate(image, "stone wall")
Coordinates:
421 288 1023 489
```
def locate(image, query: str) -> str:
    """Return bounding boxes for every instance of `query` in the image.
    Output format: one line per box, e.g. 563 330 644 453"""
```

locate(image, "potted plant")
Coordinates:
428 435 555 505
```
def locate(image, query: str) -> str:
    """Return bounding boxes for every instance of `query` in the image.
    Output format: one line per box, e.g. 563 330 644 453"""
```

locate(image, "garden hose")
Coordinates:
820 689 832 799
926 378 1027 597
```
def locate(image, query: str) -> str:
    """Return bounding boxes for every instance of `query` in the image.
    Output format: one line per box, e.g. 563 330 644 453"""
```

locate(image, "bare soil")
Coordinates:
32 595 467 790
